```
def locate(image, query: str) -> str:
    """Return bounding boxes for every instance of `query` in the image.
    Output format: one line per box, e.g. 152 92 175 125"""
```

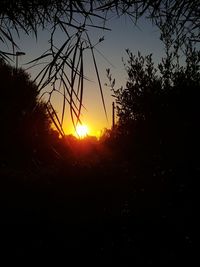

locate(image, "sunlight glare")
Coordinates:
76 124 89 138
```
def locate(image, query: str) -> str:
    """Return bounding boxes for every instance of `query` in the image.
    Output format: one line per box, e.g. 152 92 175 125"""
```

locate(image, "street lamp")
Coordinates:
15 51 26 69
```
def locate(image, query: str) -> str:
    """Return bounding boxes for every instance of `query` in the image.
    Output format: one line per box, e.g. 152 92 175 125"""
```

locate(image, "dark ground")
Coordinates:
0 152 193 265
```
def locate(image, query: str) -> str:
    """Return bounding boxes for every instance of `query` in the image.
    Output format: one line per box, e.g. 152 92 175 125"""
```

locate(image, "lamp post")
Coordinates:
15 51 26 69
112 101 115 129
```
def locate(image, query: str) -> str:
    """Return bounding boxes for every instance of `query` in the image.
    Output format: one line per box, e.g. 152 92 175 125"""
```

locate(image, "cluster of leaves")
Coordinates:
108 51 162 123
109 43 200 122
1 1 199 39
1 1 198 58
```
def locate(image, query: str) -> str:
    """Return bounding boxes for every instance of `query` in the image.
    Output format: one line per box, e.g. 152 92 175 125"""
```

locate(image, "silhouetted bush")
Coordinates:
106 44 200 168
0 59 58 166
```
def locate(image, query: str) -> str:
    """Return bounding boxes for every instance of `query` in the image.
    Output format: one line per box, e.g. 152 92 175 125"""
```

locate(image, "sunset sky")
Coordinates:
11 15 164 137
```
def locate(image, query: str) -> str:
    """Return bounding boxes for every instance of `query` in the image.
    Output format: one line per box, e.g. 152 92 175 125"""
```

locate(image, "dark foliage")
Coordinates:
106 44 200 167
0 72 193 265
0 59 56 166
1 1 199 47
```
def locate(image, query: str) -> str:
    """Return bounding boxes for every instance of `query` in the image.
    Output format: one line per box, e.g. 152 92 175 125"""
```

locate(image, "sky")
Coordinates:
8 15 165 137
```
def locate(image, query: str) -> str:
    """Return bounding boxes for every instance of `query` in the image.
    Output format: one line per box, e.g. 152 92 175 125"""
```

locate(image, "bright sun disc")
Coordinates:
76 124 89 138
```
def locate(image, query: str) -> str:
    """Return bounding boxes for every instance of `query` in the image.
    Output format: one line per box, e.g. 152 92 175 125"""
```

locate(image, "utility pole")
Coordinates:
112 101 115 129
15 51 26 69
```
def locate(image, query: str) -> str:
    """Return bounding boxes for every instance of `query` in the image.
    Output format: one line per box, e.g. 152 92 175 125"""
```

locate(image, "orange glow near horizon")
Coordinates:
75 124 89 139
52 117 105 139
49 81 112 139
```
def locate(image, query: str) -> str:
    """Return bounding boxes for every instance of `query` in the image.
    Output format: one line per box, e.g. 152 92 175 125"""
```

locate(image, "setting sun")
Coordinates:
76 124 89 138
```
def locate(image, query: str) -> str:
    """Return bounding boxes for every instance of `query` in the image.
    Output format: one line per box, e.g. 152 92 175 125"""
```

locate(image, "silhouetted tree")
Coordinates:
107 43 200 165
0 59 55 166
